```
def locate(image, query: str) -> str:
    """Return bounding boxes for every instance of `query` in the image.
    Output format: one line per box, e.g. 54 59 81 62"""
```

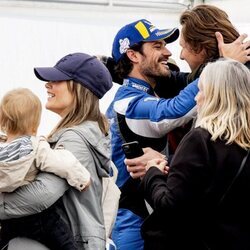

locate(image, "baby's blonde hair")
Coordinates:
0 88 42 135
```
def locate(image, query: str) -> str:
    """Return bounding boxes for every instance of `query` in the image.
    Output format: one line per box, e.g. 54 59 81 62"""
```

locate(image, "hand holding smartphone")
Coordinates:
122 141 144 159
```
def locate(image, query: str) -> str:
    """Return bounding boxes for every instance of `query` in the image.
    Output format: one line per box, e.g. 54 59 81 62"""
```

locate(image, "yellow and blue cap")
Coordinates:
112 19 179 62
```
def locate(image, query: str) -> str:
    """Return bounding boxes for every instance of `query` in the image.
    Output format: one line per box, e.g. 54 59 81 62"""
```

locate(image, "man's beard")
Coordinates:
140 62 170 78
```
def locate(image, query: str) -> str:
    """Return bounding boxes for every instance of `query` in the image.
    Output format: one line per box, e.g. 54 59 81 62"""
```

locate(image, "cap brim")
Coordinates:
146 28 179 44
164 28 179 44
34 67 72 82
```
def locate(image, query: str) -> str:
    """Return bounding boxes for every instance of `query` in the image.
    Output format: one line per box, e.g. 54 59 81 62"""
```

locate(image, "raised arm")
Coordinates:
115 79 198 138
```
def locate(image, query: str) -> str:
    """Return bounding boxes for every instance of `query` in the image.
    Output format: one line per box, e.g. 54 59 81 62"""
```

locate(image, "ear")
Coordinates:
126 49 140 63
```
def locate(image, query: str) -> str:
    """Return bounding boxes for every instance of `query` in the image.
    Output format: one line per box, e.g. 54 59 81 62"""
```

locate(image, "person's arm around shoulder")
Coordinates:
128 78 198 136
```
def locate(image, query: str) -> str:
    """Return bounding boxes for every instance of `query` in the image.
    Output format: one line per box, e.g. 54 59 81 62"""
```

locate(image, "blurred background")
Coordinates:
0 0 249 135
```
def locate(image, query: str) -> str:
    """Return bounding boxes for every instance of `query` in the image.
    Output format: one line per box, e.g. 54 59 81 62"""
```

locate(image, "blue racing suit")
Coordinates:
106 74 198 250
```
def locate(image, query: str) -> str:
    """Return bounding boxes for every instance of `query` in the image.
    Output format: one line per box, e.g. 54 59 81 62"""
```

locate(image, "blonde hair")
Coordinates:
195 59 250 149
0 88 42 135
48 81 109 138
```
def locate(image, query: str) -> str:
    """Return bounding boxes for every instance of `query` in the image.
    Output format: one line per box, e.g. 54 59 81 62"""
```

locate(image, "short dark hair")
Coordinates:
115 42 144 79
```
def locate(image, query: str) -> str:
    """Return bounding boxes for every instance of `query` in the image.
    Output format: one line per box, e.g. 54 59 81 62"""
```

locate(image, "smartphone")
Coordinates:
122 141 144 159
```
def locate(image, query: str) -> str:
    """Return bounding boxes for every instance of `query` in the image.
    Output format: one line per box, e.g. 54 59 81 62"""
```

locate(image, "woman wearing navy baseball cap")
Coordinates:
0 52 113 249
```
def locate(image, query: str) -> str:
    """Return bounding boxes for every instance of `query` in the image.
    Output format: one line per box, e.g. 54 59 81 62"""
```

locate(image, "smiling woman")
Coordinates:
0 52 114 249
44 81 73 117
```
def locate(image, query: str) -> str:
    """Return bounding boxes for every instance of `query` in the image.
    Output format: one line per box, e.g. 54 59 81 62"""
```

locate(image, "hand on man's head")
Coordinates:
216 32 250 63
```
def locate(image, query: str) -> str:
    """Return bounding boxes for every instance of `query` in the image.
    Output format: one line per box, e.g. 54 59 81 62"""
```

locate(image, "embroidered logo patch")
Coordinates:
119 38 130 54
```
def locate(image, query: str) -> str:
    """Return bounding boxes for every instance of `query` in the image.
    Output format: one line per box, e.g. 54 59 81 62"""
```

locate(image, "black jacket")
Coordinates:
140 127 250 250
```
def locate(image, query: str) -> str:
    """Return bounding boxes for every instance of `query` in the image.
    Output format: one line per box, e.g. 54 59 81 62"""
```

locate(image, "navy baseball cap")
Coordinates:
112 19 179 62
34 53 113 99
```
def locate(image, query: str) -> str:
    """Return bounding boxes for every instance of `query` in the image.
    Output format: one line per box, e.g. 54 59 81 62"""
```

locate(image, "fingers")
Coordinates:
125 147 167 167
215 32 224 56
163 166 169 175
147 158 167 167
127 165 145 173
146 158 167 173
125 157 141 166
129 167 146 179
158 160 167 168
238 42 250 63
215 31 224 46
147 159 161 166
216 31 250 62
243 41 250 51
127 160 169 179
130 171 145 179
216 32 248 45
235 33 248 44
127 163 146 179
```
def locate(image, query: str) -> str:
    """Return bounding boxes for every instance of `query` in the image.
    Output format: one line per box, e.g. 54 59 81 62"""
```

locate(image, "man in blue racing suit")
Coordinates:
106 19 198 250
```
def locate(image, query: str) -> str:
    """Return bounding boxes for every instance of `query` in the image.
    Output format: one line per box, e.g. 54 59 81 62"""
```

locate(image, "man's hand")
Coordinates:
216 32 250 63
125 147 167 179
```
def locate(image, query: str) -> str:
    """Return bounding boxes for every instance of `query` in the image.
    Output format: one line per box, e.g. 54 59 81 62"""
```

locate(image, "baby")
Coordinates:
0 88 91 250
